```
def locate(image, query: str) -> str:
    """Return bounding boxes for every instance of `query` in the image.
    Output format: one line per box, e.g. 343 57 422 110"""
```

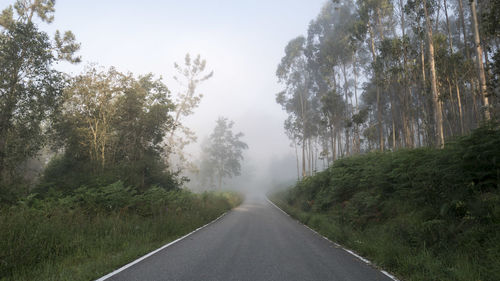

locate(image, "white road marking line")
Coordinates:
381 270 400 280
266 197 400 281
343 249 371 264
95 212 228 281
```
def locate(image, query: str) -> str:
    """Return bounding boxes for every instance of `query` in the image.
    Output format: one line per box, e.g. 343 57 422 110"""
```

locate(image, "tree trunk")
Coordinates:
470 0 491 120
423 0 445 147
443 0 453 52
368 24 384 152
334 126 338 160
307 138 312 176
294 142 300 181
443 0 465 135
330 123 336 162
337 130 343 157
302 137 306 178
399 0 413 148
392 103 396 150
420 37 432 146
458 0 470 59
455 83 465 134
353 53 360 153
342 63 350 156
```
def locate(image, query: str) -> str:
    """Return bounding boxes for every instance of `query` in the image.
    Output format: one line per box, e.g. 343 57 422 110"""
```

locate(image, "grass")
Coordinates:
271 194 499 281
0 186 242 281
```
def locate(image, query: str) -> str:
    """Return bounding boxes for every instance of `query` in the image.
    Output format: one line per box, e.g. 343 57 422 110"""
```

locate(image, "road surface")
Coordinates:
104 196 394 281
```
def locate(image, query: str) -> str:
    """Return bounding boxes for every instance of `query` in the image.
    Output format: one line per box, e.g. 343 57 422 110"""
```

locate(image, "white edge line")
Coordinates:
266 197 400 281
95 212 228 281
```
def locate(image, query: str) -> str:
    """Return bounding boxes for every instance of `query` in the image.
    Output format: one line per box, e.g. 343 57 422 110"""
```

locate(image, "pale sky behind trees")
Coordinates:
5 0 327 186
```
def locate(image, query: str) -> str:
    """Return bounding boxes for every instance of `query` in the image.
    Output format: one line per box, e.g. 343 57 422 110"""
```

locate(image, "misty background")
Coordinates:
24 0 328 194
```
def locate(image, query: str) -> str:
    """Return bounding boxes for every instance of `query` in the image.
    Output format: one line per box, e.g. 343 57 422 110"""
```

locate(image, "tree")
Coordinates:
0 1 80 63
167 54 213 172
201 117 248 189
275 0 497 171
357 0 393 151
0 23 63 187
0 0 79 196
321 89 345 162
55 66 175 190
61 67 122 171
276 36 316 178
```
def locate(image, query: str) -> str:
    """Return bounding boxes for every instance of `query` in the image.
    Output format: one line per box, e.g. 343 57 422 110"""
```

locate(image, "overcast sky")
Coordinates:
8 0 327 185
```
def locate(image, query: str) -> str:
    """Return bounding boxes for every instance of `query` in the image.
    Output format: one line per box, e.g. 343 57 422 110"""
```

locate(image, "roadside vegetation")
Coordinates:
270 123 500 281
0 2 244 281
0 185 241 281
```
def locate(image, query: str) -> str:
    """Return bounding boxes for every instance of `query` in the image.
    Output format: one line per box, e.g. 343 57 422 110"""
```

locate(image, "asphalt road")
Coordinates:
104 196 394 281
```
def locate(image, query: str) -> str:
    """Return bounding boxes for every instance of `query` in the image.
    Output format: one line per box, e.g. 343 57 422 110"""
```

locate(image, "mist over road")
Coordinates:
104 195 393 281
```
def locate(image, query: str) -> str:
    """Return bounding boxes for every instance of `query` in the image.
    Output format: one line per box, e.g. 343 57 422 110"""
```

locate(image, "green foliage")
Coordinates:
0 1 80 199
0 185 242 281
481 0 500 39
198 117 248 188
0 22 65 196
54 30 81 63
12 0 55 24
44 67 176 192
272 124 500 281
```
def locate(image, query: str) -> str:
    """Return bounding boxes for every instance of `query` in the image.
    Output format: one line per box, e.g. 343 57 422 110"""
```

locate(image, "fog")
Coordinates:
183 111 300 195
23 0 327 195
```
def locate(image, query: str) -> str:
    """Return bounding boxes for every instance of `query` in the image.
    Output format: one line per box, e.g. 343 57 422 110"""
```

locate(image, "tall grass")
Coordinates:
271 123 500 281
0 183 242 281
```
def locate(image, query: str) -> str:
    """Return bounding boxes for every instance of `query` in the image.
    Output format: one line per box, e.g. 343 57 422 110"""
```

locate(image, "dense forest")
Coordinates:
276 0 500 178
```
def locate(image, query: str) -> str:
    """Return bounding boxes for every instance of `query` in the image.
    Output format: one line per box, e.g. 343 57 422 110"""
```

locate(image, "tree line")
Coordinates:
276 0 499 179
0 0 247 203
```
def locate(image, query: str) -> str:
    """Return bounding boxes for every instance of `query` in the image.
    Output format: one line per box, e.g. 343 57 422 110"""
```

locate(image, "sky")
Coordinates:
4 0 327 190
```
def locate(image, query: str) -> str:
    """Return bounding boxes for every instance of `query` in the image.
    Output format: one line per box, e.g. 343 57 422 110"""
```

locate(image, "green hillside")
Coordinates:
271 123 500 281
